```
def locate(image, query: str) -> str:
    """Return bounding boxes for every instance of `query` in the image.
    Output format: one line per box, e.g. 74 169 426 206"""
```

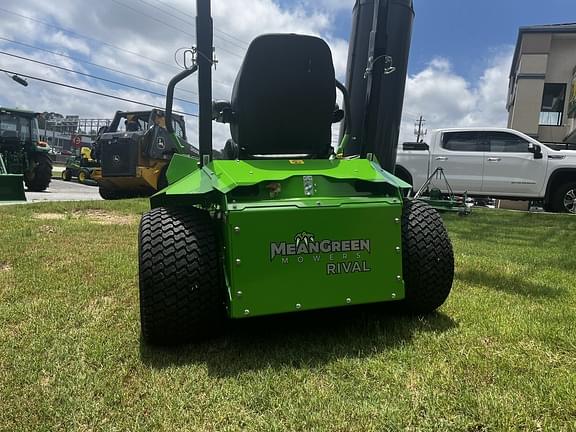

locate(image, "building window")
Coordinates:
539 83 566 126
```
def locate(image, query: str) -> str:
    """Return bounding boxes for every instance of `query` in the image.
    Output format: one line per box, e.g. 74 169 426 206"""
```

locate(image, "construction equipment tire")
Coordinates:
24 152 52 192
98 186 120 200
400 200 454 313
139 207 224 345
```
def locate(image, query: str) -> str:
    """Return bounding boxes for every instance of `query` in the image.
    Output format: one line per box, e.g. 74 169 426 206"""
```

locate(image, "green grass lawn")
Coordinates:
1 201 575 431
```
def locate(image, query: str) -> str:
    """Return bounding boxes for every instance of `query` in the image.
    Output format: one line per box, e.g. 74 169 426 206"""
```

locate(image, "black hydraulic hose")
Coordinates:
165 65 198 134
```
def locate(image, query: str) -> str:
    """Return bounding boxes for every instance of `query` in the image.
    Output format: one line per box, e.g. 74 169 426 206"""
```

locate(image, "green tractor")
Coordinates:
0 108 52 201
138 0 454 345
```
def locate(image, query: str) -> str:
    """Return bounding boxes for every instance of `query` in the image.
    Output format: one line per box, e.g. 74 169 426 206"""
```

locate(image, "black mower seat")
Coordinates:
229 33 336 159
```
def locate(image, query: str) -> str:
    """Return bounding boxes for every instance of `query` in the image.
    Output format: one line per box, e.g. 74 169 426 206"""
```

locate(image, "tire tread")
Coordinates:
401 200 454 313
24 152 52 192
139 207 223 345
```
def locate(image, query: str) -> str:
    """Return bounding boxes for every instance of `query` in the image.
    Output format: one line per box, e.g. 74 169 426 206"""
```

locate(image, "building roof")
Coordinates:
510 23 576 77
519 23 576 33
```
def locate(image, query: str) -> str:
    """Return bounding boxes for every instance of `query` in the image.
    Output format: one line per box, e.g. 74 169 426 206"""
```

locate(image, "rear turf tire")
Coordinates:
400 200 454 313
24 152 52 192
139 207 224 345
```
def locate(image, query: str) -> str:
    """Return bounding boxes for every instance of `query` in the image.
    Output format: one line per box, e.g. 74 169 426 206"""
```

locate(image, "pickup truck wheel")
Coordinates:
399 200 454 313
139 207 225 345
552 182 576 214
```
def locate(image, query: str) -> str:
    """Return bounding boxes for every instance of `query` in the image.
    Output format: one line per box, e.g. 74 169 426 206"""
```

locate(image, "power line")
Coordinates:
0 36 198 97
110 0 244 58
0 6 179 70
0 67 198 117
137 0 249 50
155 0 250 47
0 50 198 106
0 8 234 88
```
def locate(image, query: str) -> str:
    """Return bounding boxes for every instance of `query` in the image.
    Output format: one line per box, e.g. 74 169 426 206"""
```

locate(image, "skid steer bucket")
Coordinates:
0 154 26 202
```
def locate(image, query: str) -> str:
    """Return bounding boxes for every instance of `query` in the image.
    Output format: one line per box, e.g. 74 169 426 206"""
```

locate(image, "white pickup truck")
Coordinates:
395 127 576 213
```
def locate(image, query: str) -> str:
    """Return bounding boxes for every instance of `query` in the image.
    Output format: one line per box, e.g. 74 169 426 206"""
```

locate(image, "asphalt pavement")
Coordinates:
25 179 102 203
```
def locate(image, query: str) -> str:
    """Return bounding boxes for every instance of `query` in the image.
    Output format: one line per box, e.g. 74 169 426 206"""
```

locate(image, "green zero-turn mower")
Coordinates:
138 0 454 345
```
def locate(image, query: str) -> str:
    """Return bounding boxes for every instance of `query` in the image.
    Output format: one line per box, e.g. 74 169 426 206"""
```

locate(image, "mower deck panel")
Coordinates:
224 200 404 318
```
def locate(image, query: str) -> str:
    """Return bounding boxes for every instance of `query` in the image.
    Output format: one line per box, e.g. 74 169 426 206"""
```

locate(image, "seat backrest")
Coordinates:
230 34 336 159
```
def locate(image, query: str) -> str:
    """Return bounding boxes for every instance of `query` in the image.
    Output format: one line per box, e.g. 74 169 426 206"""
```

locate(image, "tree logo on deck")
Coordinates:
270 232 372 275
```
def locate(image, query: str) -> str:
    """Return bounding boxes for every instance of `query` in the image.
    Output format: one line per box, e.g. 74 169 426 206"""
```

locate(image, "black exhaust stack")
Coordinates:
196 0 214 166
343 0 414 173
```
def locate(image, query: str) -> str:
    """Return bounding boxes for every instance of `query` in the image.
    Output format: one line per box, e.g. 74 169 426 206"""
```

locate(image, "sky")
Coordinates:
0 0 574 146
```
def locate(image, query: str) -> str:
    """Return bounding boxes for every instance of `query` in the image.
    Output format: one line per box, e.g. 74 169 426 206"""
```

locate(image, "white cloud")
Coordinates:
0 0 513 153
0 0 351 149
400 49 513 143
45 32 91 55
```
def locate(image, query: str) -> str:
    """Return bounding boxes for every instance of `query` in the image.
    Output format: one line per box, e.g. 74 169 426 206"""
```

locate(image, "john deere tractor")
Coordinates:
138 0 454 345
92 109 198 199
62 146 100 184
0 108 52 200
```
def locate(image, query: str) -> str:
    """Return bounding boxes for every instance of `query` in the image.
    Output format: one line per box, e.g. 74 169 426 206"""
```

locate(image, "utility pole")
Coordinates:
414 115 427 143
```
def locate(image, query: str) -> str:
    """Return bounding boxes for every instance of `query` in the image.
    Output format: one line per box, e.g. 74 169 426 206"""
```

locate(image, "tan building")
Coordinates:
507 23 576 146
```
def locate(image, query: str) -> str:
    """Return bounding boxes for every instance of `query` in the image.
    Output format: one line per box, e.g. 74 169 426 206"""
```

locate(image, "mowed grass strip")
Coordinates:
0 201 575 431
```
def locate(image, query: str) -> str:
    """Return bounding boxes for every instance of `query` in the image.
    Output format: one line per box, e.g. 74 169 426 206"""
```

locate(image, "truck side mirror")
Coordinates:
529 144 543 160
